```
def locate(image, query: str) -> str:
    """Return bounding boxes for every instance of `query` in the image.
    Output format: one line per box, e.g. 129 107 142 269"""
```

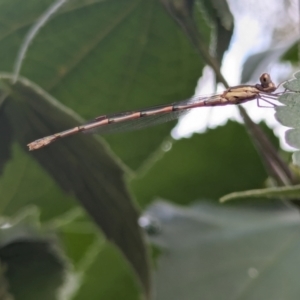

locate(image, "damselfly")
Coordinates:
28 73 279 151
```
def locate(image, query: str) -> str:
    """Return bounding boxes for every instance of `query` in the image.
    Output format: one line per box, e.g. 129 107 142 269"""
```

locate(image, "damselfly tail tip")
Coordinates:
27 141 41 151
27 135 57 151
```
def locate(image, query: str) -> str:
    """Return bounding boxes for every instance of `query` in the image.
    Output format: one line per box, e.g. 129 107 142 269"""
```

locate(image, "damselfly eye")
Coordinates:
260 73 270 83
259 73 272 86
258 73 276 92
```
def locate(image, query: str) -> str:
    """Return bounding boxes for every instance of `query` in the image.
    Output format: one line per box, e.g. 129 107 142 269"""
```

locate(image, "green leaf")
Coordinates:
0 261 12 300
147 200 300 300
56 214 142 299
220 185 300 203
0 0 207 169
275 73 300 165
198 0 234 62
0 74 150 296
276 94 300 129
281 41 300 64
131 121 275 207
0 142 76 221
0 1 235 296
71 242 142 300
0 208 67 300
57 213 100 269
1 240 66 300
160 0 233 84
282 71 300 92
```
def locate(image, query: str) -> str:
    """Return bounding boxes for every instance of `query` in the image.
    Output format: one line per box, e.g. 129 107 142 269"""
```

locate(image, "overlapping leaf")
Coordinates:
197 0 234 62
147 200 300 300
0 0 208 169
131 121 276 207
0 74 150 297
0 208 67 300
275 71 300 165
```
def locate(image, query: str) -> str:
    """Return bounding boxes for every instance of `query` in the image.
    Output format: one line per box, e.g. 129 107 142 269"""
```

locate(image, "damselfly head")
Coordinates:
259 73 276 92
260 73 271 85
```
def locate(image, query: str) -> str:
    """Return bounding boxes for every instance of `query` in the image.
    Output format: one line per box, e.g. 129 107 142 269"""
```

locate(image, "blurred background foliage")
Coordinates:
0 0 300 299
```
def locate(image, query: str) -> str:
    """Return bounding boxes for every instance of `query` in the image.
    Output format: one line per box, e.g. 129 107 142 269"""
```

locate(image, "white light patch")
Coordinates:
172 0 297 153
161 140 172 152
0 222 12 229
248 267 259 278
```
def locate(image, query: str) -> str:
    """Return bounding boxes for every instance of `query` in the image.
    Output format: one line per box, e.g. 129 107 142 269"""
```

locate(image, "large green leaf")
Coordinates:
0 1 235 296
0 74 150 297
147 200 300 300
131 121 277 207
0 0 211 169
